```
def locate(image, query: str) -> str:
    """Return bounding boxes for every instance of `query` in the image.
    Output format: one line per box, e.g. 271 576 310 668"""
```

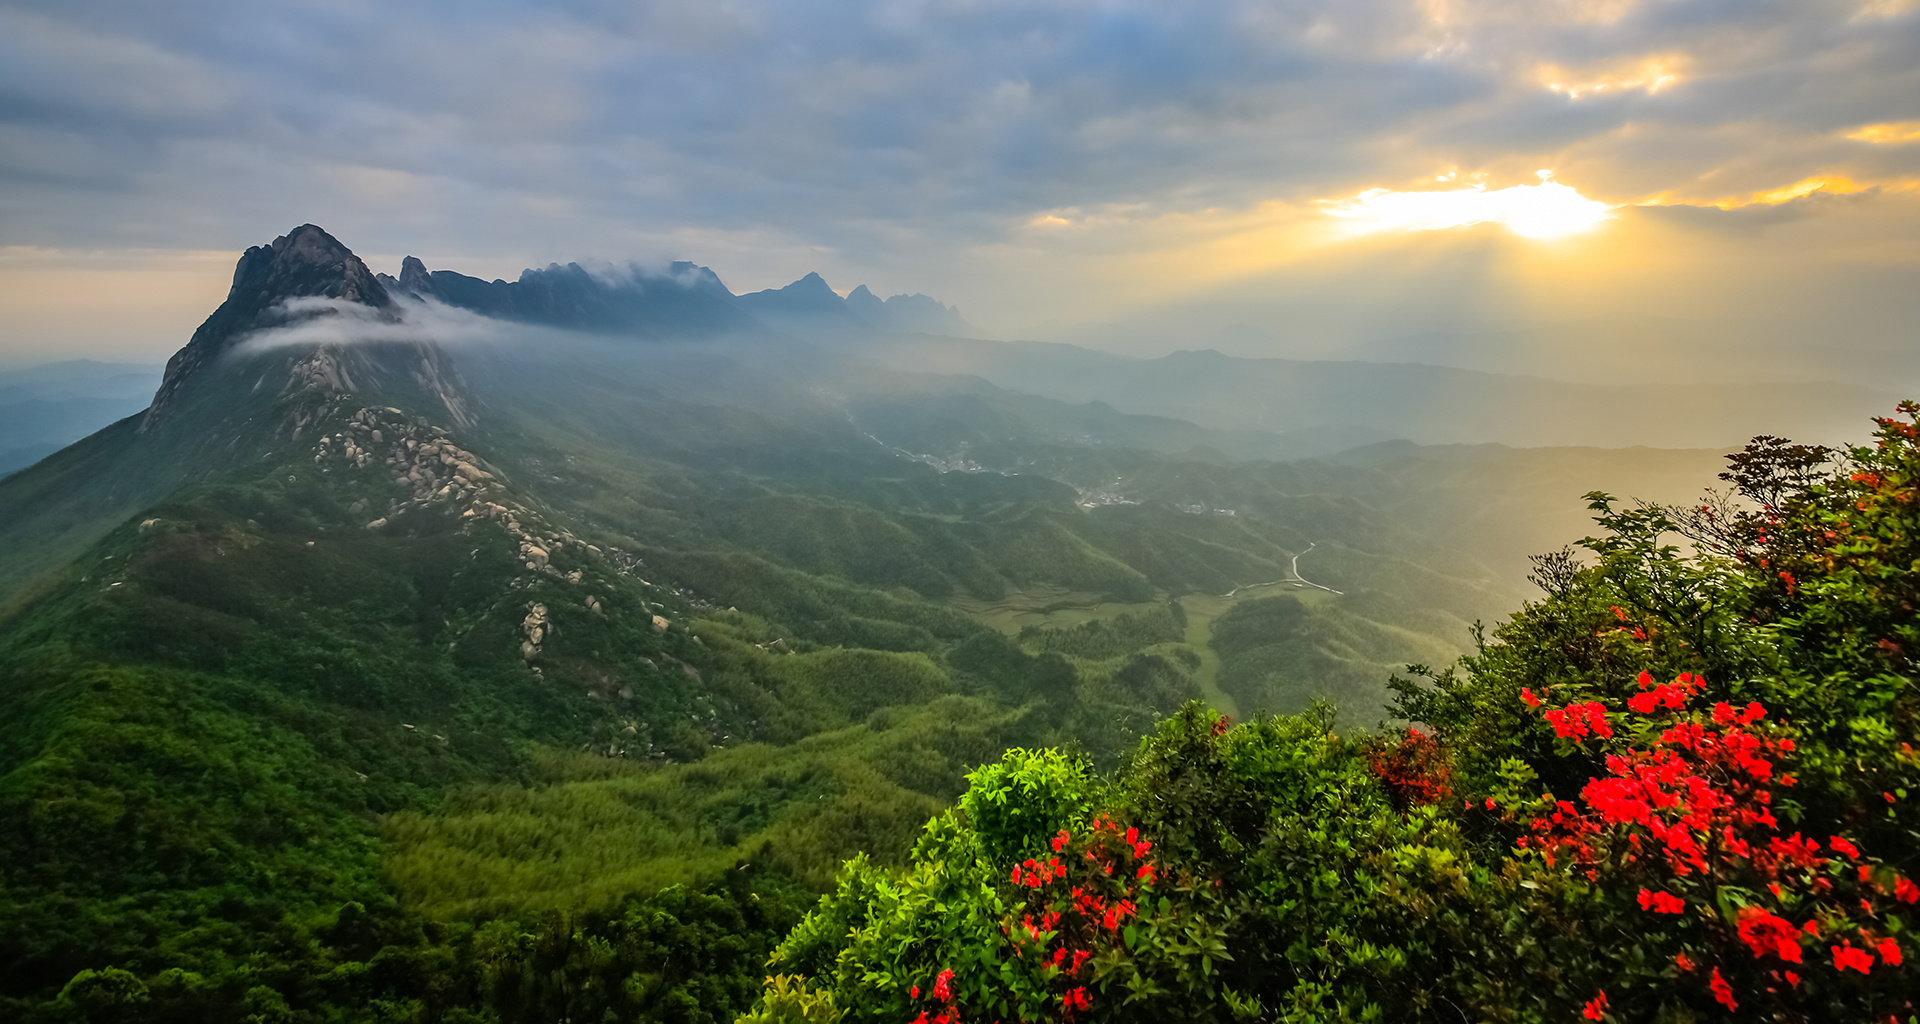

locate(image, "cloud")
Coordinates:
0 0 1915 355
1847 121 1920 144
229 295 570 355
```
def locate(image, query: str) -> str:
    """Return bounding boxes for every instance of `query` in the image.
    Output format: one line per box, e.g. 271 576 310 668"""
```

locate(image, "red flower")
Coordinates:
1829 835 1860 858
910 986 920 1000
1545 701 1612 740
1582 992 1608 1020
1637 889 1684 914
932 969 954 1001
1877 937 1904 966
1674 952 1695 973
1521 687 1541 708
1710 968 1737 1010
1897 876 1920 903
1736 907 1802 963
1832 943 1874 974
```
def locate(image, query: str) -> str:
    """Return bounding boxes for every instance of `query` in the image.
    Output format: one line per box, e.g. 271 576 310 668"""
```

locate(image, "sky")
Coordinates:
1 0 1916 384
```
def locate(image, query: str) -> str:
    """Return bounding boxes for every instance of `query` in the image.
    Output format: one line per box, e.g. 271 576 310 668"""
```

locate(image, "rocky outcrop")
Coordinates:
317 406 500 513
312 403 694 683
521 603 549 661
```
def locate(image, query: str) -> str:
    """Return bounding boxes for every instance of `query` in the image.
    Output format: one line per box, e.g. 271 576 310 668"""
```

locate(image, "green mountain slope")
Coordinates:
0 224 1732 1022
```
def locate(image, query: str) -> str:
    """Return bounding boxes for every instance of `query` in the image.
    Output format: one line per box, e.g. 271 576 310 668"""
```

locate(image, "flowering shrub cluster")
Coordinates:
744 404 1920 1024
995 818 1158 1020
1366 726 1453 808
1513 665 1915 1016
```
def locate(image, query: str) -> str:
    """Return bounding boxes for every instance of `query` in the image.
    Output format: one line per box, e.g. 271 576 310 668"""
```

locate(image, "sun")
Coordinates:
1321 172 1616 240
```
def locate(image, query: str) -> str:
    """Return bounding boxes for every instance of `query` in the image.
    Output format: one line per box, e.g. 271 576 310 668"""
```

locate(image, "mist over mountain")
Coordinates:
373 252 983 344
385 256 758 338
865 335 1899 450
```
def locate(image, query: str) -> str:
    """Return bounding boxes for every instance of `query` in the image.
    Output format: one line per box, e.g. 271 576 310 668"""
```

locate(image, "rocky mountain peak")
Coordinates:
842 283 977 337
744 272 841 303
225 224 391 309
398 255 433 294
141 225 402 431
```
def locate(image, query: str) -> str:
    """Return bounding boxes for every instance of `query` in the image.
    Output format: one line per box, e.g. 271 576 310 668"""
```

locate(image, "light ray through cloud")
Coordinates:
1319 173 1616 240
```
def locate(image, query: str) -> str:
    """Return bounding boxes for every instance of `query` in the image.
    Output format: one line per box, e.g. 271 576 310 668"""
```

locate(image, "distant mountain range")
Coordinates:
384 255 980 340
13 231 1896 488
860 335 1902 451
0 359 162 475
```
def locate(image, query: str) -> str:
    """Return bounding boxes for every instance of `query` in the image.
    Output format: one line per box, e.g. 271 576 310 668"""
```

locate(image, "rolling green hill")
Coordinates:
0 225 1734 1023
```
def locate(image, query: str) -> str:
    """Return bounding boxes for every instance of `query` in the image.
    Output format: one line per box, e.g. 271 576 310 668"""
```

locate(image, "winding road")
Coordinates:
1220 542 1343 598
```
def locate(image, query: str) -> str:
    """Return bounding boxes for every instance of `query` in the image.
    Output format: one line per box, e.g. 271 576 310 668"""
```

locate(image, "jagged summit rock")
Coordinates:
738 272 876 338
142 224 394 430
397 255 433 293
844 284 978 337
383 257 756 338
780 272 837 297
744 271 844 304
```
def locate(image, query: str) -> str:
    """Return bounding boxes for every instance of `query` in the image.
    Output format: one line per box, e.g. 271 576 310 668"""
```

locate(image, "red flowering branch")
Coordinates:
1514 669 1916 1015
1368 727 1453 809
989 816 1161 1022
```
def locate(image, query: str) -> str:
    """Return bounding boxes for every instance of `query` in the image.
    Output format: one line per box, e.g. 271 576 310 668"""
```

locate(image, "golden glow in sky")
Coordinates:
1847 121 1920 144
1320 172 1616 240
1538 55 1685 99
1749 176 1866 205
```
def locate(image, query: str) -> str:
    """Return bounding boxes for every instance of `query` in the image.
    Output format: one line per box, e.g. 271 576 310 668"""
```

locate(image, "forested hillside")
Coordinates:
0 226 1782 1023
748 408 1920 1023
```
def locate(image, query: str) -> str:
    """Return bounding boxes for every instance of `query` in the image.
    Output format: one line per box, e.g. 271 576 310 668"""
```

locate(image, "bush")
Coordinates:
742 404 1920 1023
